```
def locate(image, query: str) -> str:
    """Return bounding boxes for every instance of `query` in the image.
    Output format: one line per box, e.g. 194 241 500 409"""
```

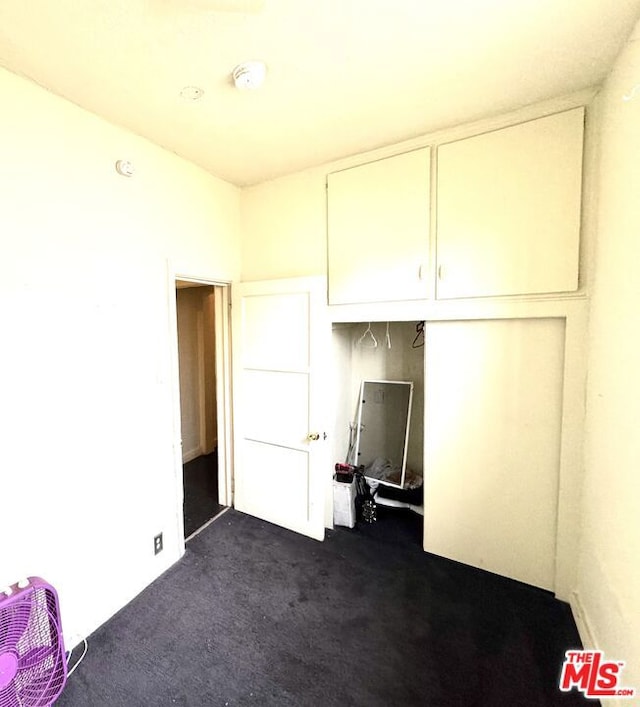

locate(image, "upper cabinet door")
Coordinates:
436 107 584 299
327 147 430 305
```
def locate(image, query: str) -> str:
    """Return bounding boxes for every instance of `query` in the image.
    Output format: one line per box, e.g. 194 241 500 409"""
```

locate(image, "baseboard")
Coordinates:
182 447 202 464
183 442 217 464
570 590 596 649
202 440 217 456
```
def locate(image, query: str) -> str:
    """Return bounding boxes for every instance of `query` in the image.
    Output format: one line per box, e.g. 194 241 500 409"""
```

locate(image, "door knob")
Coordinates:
307 433 320 441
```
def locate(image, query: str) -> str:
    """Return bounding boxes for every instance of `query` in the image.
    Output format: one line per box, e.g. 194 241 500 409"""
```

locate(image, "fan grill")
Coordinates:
0 583 66 707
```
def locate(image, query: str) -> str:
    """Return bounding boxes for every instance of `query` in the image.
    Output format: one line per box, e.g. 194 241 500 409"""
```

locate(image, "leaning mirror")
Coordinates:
354 380 413 489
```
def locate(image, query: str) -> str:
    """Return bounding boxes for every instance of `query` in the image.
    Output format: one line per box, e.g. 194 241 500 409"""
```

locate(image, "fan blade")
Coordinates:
18 645 56 670
0 605 31 651
17 655 66 707
0 680 18 707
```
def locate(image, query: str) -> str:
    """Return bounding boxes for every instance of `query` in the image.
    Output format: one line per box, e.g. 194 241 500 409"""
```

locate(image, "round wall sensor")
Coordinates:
232 61 266 90
115 160 135 177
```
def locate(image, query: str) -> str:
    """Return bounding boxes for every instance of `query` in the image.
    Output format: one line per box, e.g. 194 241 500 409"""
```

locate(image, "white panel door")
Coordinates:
232 277 328 540
424 318 565 590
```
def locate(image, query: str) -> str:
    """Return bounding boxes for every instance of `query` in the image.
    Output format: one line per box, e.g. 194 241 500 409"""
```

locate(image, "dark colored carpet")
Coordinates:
57 508 596 707
183 451 224 538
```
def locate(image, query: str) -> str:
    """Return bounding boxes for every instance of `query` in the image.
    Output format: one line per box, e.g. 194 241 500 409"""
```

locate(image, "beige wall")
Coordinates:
578 21 640 695
0 67 240 644
241 169 326 280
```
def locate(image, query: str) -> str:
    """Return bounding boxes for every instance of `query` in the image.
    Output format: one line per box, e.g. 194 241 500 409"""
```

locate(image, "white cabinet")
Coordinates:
436 108 584 299
423 317 565 590
327 147 430 305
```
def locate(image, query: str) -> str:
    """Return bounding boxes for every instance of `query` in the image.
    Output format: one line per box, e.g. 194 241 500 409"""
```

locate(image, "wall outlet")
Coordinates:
153 532 163 555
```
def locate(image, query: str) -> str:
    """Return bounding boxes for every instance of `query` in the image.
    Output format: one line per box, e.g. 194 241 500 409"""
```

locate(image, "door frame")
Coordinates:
168 270 233 552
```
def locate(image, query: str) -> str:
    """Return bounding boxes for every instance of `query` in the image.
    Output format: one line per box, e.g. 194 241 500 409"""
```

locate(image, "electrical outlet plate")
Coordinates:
154 532 163 555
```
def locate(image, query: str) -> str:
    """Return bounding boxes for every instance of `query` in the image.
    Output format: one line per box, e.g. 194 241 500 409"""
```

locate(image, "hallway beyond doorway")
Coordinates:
183 450 224 538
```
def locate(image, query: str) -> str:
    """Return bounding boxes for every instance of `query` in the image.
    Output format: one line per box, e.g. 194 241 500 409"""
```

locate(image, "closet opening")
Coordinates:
331 321 425 546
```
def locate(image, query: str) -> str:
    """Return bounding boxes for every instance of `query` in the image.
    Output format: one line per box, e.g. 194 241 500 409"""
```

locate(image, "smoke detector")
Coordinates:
232 61 266 90
115 160 135 177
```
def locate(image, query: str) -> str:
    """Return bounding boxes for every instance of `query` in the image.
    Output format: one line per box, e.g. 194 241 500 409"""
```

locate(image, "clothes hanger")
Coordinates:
412 321 425 349
357 322 378 348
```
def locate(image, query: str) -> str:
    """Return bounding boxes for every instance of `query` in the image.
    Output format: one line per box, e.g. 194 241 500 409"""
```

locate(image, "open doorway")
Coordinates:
175 280 231 540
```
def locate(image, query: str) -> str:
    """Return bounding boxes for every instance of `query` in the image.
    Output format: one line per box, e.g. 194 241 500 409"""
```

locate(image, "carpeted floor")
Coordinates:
183 451 224 538
57 508 596 706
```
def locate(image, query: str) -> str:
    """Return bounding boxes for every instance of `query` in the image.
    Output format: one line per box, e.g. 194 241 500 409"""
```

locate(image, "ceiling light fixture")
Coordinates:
232 61 266 90
180 86 205 101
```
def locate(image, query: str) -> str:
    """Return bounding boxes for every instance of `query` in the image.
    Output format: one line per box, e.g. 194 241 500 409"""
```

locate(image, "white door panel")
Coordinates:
240 441 311 532
242 292 310 371
243 370 309 449
233 277 328 541
424 318 564 591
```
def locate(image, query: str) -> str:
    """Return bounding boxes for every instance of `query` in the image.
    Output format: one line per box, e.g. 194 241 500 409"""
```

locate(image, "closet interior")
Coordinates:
332 321 425 516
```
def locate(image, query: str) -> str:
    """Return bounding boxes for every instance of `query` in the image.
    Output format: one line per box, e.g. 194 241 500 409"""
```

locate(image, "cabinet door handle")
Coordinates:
418 263 427 281
437 264 445 280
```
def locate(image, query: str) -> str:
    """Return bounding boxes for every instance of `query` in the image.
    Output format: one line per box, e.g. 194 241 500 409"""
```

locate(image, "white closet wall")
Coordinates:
331 324 354 471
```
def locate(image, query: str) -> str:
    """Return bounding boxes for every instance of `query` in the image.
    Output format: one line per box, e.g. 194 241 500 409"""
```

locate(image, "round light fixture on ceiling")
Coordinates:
232 61 266 90
180 86 205 101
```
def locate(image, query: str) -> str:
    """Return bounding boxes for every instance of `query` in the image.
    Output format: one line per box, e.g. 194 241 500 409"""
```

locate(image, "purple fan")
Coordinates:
0 578 67 707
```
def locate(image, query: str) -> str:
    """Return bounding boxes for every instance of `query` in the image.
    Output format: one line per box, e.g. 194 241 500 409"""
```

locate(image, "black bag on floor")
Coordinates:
354 469 376 523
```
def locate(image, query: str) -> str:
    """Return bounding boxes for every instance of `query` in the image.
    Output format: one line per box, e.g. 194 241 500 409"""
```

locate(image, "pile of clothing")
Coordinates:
363 456 422 488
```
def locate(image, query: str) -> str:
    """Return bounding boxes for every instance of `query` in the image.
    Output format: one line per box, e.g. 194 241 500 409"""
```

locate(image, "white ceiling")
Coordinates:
1 0 640 186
